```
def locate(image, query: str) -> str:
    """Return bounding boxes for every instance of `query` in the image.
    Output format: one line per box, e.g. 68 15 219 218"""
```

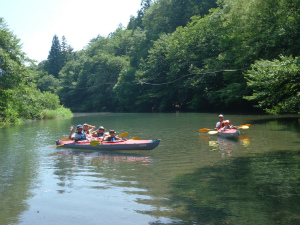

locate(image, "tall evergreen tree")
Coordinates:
47 35 62 78
127 0 152 30
61 35 74 65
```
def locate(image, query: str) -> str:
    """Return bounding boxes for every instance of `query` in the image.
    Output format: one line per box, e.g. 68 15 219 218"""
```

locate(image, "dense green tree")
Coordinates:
0 19 70 124
142 0 217 39
127 0 152 30
0 18 28 90
33 0 300 114
134 0 300 112
36 74 60 93
244 56 300 114
61 35 74 63
58 50 130 111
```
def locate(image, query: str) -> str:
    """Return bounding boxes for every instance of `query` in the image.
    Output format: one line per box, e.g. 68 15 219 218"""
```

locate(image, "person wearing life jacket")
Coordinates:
104 130 122 142
215 114 225 130
83 123 95 137
69 124 88 141
221 120 231 130
221 120 237 130
92 126 108 140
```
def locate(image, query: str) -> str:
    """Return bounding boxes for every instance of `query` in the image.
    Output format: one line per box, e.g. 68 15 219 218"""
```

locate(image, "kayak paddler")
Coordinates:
215 114 225 130
69 124 88 141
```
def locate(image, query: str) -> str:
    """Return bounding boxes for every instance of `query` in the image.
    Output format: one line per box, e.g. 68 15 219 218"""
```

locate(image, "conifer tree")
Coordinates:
61 35 74 65
47 35 62 78
127 0 152 29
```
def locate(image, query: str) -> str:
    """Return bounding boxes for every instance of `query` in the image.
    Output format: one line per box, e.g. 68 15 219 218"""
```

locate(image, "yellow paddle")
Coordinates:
239 124 250 128
118 132 129 138
90 140 101 146
200 124 250 133
49 144 64 148
130 137 140 140
239 126 249 129
199 128 211 133
61 137 70 140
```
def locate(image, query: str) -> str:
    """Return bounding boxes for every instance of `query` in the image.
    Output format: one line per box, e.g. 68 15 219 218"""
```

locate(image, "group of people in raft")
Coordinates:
69 114 233 142
215 114 237 130
69 124 122 142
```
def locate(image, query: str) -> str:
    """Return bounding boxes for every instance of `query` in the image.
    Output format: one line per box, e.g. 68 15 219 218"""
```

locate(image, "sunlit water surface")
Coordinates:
0 113 299 225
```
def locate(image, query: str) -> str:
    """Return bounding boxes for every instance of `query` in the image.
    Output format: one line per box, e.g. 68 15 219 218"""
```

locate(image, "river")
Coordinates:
0 113 299 225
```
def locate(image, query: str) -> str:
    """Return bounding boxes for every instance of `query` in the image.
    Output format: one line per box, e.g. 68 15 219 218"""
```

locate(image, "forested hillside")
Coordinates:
24 0 300 114
0 19 72 125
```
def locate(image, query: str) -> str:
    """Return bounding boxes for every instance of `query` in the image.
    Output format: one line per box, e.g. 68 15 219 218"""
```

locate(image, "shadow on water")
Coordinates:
248 116 300 132
161 150 300 225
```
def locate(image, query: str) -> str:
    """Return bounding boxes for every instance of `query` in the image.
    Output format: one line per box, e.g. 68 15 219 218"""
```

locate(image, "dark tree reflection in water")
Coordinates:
168 150 300 225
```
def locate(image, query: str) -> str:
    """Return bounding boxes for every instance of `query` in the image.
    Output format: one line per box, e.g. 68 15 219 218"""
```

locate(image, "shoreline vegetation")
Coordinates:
41 107 73 119
1 0 300 125
0 107 73 127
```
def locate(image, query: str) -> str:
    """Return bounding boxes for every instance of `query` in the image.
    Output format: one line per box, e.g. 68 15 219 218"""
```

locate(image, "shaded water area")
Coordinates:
0 113 299 225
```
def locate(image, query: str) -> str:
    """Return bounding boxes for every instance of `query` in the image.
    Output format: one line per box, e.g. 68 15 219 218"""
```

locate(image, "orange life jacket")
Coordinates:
84 130 91 135
219 121 225 128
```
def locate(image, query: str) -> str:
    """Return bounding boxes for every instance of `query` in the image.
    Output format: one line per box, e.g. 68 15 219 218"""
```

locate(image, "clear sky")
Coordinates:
1 0 142 63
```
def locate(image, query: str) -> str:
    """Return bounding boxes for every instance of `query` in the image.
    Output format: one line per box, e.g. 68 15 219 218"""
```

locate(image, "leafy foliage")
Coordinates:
245 56 300 114
0 19 71 124
30 0 300 114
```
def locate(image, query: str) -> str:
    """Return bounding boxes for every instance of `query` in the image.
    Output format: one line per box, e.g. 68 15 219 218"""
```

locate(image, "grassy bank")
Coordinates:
0 107 73 127
41 107 73 119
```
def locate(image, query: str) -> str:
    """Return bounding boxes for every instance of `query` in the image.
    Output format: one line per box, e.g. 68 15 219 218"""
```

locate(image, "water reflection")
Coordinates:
200 134 251 157
1 113 300 225
49 151 154 194
167 150 300 225
51 150 153 166
0 127 41 225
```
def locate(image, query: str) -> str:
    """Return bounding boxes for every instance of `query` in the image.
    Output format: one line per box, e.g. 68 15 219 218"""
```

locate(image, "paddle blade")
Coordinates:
131 137 140 140
199 128 211 133
208 131 218 135
90 140 101 146
49 144 64 148
240 126 249 129
61 137 70 140
118 132 129 138
239 124 250 128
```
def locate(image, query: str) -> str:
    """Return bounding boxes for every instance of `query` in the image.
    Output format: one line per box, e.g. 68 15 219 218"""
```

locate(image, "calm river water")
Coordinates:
0 113 299 225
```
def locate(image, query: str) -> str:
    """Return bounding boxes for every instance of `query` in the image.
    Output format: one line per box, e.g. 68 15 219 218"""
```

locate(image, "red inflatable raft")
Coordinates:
217 128 240 139
55 139 160 150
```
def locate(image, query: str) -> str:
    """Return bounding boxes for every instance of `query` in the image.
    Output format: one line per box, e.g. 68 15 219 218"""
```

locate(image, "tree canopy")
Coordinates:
0 19 71 124
9 0 300 115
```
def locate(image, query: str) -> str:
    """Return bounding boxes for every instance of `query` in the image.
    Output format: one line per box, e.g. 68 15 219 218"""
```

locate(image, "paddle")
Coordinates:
118 132 129 138
49 144 64 148
61 137 70 140
130 137 140 140
90 140 101 146
199 124 250 133
199 128 211 133
239 124 250 128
